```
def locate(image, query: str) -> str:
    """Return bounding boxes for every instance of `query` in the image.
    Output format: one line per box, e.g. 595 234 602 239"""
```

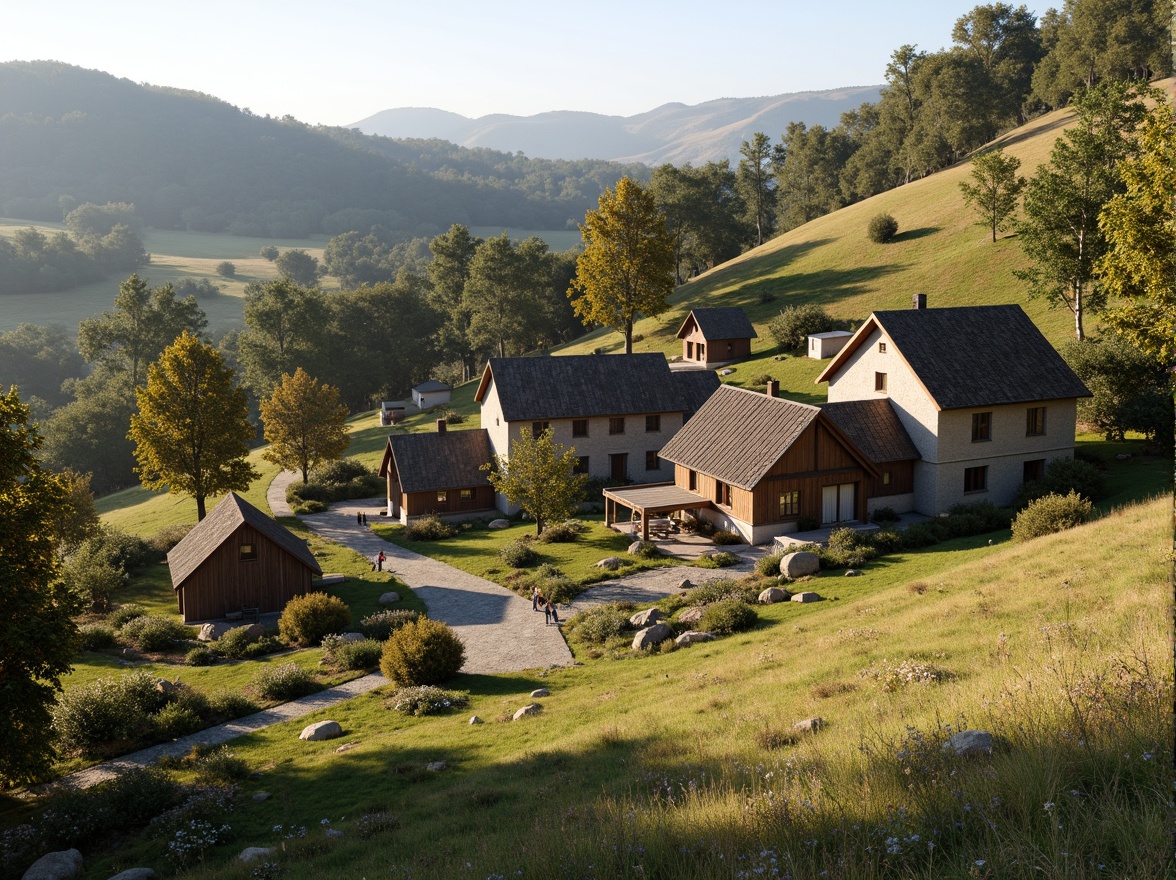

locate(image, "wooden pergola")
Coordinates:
602 482 711 541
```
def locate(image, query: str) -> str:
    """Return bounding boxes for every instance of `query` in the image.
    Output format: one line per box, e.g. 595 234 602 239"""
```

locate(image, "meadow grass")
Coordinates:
468 226 582 253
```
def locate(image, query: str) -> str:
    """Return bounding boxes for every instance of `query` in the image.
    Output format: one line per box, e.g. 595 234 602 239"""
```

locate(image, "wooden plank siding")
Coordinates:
177 523 314 623
403 485 496 517
868 459 915 498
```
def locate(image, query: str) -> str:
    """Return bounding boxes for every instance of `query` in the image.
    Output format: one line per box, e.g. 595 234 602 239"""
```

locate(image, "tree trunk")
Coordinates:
301 465 309 484
196 494 207 521
1074 281 1084 341
624 320 633 354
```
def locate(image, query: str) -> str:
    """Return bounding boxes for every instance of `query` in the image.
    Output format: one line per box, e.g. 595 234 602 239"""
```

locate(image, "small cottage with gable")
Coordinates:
676 307 757 366
378 423 497 522
411 379 452 409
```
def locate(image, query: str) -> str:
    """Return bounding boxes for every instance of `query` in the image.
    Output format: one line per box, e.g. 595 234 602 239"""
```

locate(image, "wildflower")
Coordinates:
1142 753 1153 761
1043 802 1054 813
975 859 987 867
321 818 331 826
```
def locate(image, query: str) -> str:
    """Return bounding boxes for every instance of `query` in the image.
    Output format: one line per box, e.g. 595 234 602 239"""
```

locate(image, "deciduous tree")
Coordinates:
482 428 588 535
238 279 330 398
128 332 257 520
260 368 350 484
737 133 776 246
274 248 320 287
959 147 1027 241
568 177 674 354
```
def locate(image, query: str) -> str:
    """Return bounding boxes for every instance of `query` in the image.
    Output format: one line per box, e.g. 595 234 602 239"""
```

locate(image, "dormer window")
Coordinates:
878 342 887 353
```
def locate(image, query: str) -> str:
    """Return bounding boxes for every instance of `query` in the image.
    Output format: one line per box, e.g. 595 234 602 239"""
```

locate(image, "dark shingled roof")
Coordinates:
168 493 321 590
658 385 823 490
819 305 1090 409
676 307 758 340
413 379 451 393
821 399 919 463
379 429 494 494
670 370 722 420
476 354 701 422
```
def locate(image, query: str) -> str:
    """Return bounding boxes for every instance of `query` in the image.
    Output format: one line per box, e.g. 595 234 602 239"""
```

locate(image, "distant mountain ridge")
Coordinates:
351 86 885 165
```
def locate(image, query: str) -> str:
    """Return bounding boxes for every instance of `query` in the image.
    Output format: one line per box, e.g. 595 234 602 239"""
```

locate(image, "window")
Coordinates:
882 471 891 485
964 466 988 493
686 341 694 359
715 480 730 506
437 490 448 503
971 412 992 442
878 342 887 353
645 414 661 432
573 456 589 474
531 421 550 437
460 488 473 501
572 419 588 438
645 451 660 471
1026 406 1046 436
1023 459 1046 482
239 542 257 561
609 417 625 435
688 469 697 491
778 490 799 517
727 341 734 355
875 372 887 392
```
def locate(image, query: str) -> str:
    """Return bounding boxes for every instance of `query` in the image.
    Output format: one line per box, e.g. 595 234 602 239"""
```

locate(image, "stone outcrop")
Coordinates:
675 631 715 646
21 849 83 880
758 587 791 604
632 623 673 651
299 720 343 741
629 607 666 628
513 704 542 720
943 730 994 757
779 551 820 578
790 591 822 603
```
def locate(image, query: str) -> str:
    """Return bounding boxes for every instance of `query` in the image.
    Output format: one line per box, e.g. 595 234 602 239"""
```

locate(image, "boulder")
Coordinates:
632 623 673 651
378 591 401 605
628 540 644 554
513 703 542 721
299 720 343 741
629 607 666 628
779 551 820 578
677 607 705 625
758 587 791 604
238 847 274 864
530 688 550 698
943 730 994 757
677 578 694 591
790 591 822 603
793 717 825 733
107 869 157 880
315 574 346 586
719 368 735 376
21 849 83 880
154 678 180 697
426 761 446 772
595 556 622 570
334 742 360 753
197 622 233 642
468 715 483 725
844 569 862 577
675 630 715 646
488 519 510 530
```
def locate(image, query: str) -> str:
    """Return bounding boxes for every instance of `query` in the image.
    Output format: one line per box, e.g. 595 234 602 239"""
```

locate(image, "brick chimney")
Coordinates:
912 293 927 310
766 379 780 397
436 418 447 434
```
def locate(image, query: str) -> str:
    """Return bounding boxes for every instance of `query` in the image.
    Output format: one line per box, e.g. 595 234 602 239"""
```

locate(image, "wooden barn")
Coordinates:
378 423 497 523
676 307 757 366
167 493 322 623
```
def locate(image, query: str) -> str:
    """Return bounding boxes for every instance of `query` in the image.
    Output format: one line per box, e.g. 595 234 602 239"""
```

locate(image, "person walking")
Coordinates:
377 551 385 571
549 602 560 626
357 511 362 525
362 512 368 525
543 599 552 626
532 586 539 611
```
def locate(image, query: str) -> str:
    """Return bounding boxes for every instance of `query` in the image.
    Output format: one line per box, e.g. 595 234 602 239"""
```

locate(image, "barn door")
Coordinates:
821 485 838 524
822 483 856 525
839 483 855 522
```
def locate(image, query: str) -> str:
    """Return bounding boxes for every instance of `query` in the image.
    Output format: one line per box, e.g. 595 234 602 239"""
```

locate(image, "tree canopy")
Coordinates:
959 147 1027 241
483 427 588 535
260 368 350 484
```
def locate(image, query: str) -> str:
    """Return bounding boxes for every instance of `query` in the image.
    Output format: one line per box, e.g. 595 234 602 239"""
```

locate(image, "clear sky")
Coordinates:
3 0 990 125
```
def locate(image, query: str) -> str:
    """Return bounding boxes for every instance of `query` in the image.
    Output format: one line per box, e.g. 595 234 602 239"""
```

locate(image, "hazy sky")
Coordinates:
4 0 990 125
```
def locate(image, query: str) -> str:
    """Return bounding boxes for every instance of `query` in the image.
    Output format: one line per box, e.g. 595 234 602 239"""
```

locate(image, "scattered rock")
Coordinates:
632 622 673 651
627 540 645 554
513 704 542 720
21 849 83 880
251 791 271 802
780 551 820 578
790 591 823 603
121 647 139 658
594 556 622 570
378 591 401 605
334 742 360 753
243 622 266 640
488 518 510 529
758 587 791 604
338 632 366 642
299 720 343 741
628 607 666 627
153 678 180 697
844 569 862 577
468 715 483 725
238 847 274 864
943 730 994 757
719 368 735 376
325 828 344 838
530 688 550 698
197 622 233 642
315 574 346 586
1115 453 1132 460
106 869 157 880
426 761 446 772
677 578 694 591
793 717 825 733
677 607 704 625
675 630 715 646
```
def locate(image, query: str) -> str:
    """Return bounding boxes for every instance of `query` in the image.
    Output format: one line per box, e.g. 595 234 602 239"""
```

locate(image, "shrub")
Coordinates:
516 564 577 604
287 481 330 503
120 615 190 652
109 603 146 628
260 245 279 261
312 457 370 485
154 702 204 739
207 691 259 720
767 303 839 352
387 685 470 716
536 521 580 543
291 499 328 515
862 658 944 691
52 671 168 753
80 528 155 573
278 592 352 647
147 523 193 554
215 260 235 277
333 638 384 670
241 635 284 658
1012 491 1093 542
700 599 757 635
441 409 466 424
819 527 878 569
899 501 1010 548
698 551 740 568
871 506 900 525
360 608 420 641
1014 456 1107 509
379 618 465 686
62 554 126 612
186 646 216 666
686 579 759 605
79 623 116 651
499 539 539 568
867 213 899 243
404 514 458 541
195 746 250 783
210 625 259 659
755 553 785 577
251 662 316 701
564 602 635 645
711 529 743 546
751 373 775 386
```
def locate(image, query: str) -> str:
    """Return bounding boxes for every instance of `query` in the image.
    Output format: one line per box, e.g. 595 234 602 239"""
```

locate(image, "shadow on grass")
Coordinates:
889 225 941 243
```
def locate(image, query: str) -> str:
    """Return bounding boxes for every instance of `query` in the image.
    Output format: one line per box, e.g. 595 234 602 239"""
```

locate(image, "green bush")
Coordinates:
333 638 384 670
80 528 155 573
251 662 316 701
404 514 458 541
147 523 193 554
213 625 260 659
500 539 539 568
379 618 465 686
195 746 251 783
215 260 235 277
287 481 331 503
699 599 758 635
260 245 279 261
871 506 900 525
52 671 168 753
1012 491 1094 542
686 579 759 605
186 646 216 666
109 603 146 628
867 213 899 243
564 602 635 645
241 634 284 658
360 608 419 640
819 527 879 569
755 553 785 577
292 499 329 514
79 623 116 651
711 529 743 546
699 551 740 568
536 521 580 543
207 690 259 720
387 685 470 716
153 702 203 739
767 303 840 351
1014 456 1107 510
312 457 370 485
119 615 190 652
442 409 466 425
899 501 1010 548
278 592 352 647
63 554 127 612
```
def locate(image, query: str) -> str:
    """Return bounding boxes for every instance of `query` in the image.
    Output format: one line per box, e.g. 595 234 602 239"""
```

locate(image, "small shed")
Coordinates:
167 493 322 623
676 307 758 366
380 400 407 426
379 424 497 522
807 330 853 359
412 379 452 409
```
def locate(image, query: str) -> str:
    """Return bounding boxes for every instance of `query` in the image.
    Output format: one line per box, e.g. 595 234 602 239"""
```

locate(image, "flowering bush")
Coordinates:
862 659 946 692
387 685 470 716
251 662 316 701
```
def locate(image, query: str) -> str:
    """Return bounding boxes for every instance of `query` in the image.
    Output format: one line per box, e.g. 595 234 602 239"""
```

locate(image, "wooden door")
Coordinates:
610 453 628 481
822 483 855 525
839 483 855 522
821 485 838 524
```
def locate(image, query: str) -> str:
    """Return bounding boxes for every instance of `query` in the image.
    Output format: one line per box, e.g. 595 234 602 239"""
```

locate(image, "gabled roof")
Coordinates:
379 429 494 494
413 379 451 393
676 307 758 341
474 354 695 422
816 305 1090 410
659 385 875 491
168 493 321 589
821 399 920 463
669 370 722 420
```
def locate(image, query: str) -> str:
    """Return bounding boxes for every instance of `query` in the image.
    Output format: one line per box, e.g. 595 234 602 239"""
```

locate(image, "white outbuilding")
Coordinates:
411 379 452 409
807 330 854 359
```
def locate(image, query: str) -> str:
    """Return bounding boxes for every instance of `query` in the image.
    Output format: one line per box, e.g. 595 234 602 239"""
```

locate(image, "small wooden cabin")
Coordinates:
379 424 496 523
412 379 452 409
676 307 757 366
167 493 322 623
